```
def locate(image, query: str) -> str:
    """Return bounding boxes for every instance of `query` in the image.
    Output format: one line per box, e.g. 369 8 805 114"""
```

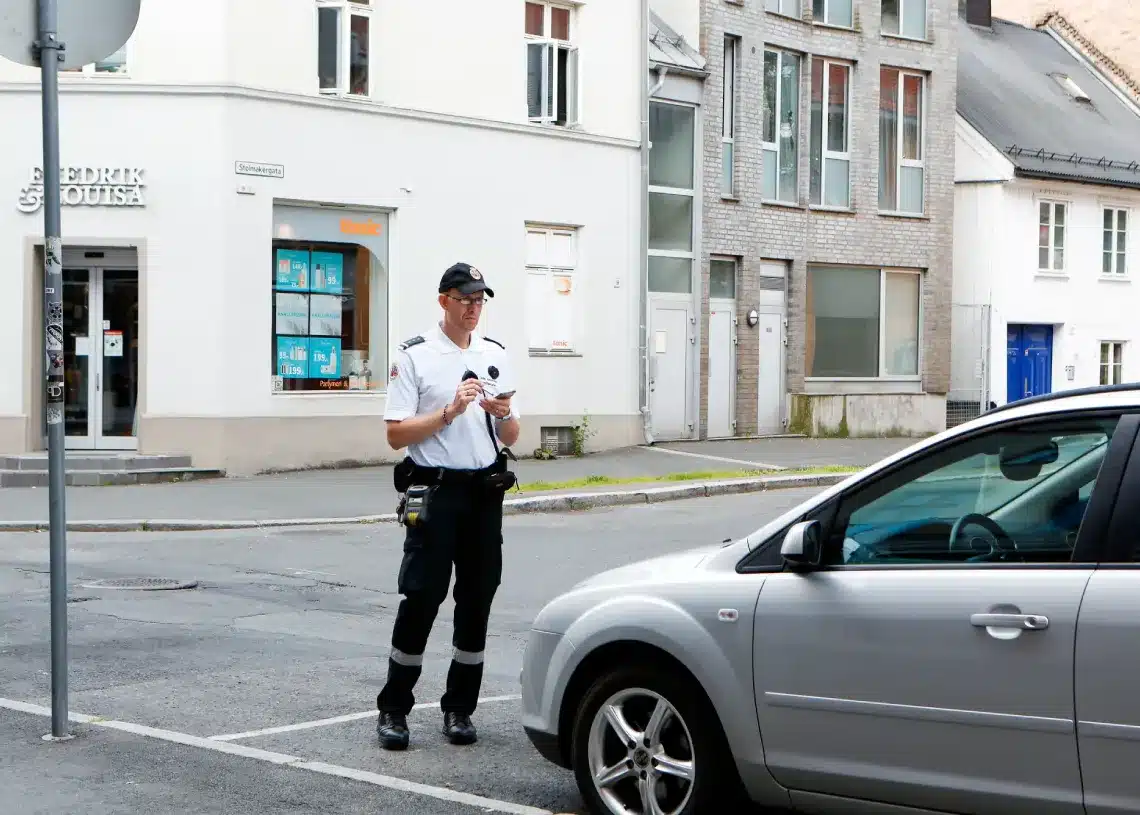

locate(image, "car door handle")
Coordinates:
970 613 1050 630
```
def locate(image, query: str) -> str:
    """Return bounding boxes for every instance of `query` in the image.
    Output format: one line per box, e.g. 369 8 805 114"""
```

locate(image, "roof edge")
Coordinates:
1036 12 1140 106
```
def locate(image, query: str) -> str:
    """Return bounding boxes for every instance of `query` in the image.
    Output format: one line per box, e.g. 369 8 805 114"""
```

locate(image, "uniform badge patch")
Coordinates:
469 267 482 280
389 363 399 380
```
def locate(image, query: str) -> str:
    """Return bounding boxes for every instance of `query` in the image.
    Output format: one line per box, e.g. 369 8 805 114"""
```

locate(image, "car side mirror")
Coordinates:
781 520 822 569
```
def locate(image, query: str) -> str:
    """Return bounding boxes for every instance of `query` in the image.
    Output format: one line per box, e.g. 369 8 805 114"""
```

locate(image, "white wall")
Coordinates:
0 88 640 426
0 0 641 143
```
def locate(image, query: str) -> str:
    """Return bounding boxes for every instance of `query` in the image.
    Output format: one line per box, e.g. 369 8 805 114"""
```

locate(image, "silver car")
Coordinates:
520 384 1140 815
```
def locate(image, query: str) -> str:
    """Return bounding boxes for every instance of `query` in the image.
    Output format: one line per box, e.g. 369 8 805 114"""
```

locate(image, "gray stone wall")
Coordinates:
697 0 957 437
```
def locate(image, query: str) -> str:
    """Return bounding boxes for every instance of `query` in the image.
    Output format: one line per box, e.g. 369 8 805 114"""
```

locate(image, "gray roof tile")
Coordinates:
649 10 706 75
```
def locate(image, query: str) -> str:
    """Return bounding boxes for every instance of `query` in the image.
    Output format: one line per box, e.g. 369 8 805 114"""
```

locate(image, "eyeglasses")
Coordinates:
446 295 486 308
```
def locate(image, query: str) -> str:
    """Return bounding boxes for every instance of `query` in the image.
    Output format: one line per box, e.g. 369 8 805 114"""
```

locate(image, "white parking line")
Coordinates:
208 694 522 742
0 696 550 815
638 444 788 471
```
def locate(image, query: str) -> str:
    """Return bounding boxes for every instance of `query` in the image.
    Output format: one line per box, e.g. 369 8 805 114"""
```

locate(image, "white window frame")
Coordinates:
1038 200 1067 272
880 67 927 215
525 224 579 354
722 35 738 198
316 0 373 98
805 265 924 381
762 47 800 205
810 57 851 209
525 1 580 127
1100 341 1124 385
62 42 130 77
813 0 853 28
882 0 928 40
1103 206 1128 275
648 100 697 296
765 0 800 19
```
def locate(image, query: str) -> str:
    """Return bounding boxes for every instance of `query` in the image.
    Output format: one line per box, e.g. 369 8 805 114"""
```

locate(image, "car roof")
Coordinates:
720 383 1140 561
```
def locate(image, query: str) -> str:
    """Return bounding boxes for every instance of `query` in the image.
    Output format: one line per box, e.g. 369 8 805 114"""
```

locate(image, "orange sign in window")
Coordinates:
340 218 383 236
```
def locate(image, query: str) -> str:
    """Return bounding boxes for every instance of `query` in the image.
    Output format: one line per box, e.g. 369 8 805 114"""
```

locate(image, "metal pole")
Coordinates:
638 0 653 445
37 0 71 742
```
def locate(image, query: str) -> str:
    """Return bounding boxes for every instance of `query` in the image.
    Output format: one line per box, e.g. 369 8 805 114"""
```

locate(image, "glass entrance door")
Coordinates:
63 267 139 450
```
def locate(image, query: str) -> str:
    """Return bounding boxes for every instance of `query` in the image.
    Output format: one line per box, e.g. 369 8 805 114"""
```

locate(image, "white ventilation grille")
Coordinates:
541 426 576 456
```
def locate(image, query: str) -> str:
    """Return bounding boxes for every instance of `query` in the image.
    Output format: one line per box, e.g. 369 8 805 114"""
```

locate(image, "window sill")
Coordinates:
809 204 855 215
878 210 928 220
881 32 933 45
762 199 805 211
721 194 741 203
811 20 858 33
765 9 806 22
804 377 923 395
272 389 386 397
529 350 583 358
1098 274 1131 283
1034 272 1070 281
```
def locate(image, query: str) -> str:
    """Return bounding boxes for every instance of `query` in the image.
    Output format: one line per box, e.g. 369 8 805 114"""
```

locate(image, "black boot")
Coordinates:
377 711 409 750
442 712 477 745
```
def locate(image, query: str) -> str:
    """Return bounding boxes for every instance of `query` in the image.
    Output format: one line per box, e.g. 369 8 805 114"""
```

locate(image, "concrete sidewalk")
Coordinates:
0 437 915 530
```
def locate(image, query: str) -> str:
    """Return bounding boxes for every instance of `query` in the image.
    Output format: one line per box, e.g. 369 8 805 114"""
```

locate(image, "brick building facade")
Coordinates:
694 0 957 437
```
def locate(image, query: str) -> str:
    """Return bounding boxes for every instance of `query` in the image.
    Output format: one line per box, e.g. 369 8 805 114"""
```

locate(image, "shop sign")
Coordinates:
17 167 146 214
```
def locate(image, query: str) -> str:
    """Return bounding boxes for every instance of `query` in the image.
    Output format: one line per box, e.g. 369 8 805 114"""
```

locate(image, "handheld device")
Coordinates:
494 390 517 399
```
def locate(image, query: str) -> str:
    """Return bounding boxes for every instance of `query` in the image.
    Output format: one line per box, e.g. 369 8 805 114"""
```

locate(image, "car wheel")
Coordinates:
570 664 738 815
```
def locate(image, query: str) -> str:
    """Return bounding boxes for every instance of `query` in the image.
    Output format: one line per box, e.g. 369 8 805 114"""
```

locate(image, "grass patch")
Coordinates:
518 465 859 493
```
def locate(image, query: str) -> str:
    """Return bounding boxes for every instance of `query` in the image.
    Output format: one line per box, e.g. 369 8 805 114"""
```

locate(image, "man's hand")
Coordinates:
450 378 483 417
479 394 513 419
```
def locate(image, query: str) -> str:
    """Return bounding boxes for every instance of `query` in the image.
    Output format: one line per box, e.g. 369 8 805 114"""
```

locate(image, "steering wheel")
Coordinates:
949 513 1020 561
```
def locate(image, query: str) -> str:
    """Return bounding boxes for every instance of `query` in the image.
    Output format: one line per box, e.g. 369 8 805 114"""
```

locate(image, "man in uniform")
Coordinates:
376 261 520 750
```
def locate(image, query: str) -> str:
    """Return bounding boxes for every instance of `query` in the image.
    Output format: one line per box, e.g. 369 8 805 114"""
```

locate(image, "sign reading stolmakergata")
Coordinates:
17 167 146 214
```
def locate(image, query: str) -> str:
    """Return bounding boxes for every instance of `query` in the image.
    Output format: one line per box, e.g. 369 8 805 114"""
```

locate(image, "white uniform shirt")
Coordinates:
383 323 520 470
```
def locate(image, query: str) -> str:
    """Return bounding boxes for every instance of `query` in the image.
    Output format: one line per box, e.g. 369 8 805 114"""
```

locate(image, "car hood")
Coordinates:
570 543 722 592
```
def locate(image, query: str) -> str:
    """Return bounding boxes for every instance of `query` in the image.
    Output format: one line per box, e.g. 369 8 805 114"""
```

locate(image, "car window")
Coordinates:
825 415 1120 567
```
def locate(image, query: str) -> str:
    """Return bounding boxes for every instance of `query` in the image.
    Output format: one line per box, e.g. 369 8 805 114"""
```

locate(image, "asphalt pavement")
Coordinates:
0 438 912 525
0 487 824 815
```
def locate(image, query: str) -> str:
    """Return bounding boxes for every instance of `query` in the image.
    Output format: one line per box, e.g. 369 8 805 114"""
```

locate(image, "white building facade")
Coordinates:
952 12 1140 421
0 0 643 474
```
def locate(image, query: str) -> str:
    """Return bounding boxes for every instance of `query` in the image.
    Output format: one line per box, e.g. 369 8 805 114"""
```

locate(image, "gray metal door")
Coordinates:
707 300 735 438
649 304 690 439
756 311 783 433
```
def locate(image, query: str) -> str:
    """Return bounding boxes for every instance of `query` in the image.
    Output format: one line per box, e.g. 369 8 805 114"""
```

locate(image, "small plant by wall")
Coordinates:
572 411 596 456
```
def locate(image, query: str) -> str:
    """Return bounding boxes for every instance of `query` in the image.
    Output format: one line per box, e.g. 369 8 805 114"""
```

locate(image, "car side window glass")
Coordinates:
825 416 1120 567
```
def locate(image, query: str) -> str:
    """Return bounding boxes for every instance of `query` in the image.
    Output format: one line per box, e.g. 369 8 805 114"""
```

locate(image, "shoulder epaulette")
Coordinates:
398 335 425 351
484 337 505 349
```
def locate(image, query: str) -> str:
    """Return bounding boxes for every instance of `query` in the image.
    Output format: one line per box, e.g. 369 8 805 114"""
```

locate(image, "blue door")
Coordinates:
1006 324 1053 403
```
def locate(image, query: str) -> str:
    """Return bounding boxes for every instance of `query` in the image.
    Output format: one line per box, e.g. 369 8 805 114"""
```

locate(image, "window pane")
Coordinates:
884 272 920 375
762 146 778 200
349 14 369 95
763 51 778 144
649 193 693 252
273 243 379 392
903 75 922 160
551 6 570 39
1104 209 1113 230
649 256 692 293
828 63 848 152
649 102 695 189
1119 209 1127 231
525 2 544 34
710 260 736 299
902 0 926 38
722 142 734 195
809 58 824 205
778 53 800 202
807 266 880 378
723 38 735 136
1104 249 1113 275
835 417 1119 565
879 68 899 210
318 7 340 90
95 45 127 73
900 165 923 213
1101 343 1110 366
882 0 900 33
1115 343 1123 366
813 0 825 18
1055 203 1065 226
527 42 547 118
827 0 853 26
824 157 850 207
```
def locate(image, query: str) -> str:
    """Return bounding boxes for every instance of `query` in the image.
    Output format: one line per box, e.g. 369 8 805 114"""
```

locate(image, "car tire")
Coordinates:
569 663 743 815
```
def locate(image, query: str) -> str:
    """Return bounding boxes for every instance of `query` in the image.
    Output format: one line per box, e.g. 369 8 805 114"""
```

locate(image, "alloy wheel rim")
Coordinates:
586 686 695 815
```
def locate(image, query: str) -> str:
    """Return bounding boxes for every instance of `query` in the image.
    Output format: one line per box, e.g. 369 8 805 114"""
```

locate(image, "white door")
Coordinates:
757 311 783 433
649 304 690 440
63 265 139 451
707 302 735 438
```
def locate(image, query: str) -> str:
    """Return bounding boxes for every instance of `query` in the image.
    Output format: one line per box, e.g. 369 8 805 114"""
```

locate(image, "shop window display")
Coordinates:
271 240 377 391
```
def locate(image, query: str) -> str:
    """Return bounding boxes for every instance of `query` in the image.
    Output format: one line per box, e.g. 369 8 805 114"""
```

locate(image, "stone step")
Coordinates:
0 453 194 472
0 467 224 488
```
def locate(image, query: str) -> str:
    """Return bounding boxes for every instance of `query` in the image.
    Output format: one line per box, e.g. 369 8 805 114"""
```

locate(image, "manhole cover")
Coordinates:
80 578 198 591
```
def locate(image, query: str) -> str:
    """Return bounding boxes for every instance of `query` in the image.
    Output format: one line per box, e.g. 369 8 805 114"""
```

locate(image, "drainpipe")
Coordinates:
638 0 655 445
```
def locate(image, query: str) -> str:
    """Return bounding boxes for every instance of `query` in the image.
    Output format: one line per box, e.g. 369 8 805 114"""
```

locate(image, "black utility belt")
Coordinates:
395 456 517 528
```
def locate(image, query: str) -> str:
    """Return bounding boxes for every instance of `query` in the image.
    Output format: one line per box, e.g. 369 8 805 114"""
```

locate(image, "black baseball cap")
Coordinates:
439 262 494 298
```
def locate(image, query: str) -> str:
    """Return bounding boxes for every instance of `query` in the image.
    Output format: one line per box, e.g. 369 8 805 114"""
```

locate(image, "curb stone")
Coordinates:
0 472 852 533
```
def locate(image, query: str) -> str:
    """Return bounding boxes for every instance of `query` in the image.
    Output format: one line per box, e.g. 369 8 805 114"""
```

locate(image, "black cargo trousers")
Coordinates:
376 458 512 717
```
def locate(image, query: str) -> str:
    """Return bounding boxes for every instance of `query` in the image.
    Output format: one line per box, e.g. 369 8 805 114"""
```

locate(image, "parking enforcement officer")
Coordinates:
375 261 520 751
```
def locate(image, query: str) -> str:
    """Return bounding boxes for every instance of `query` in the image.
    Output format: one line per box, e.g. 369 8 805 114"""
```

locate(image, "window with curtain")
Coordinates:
879 67 925 214
810 58 851 208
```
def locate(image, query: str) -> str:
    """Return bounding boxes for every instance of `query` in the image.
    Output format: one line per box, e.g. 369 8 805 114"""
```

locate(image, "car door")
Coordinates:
1074 420 1140 815
751 409 1137 815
